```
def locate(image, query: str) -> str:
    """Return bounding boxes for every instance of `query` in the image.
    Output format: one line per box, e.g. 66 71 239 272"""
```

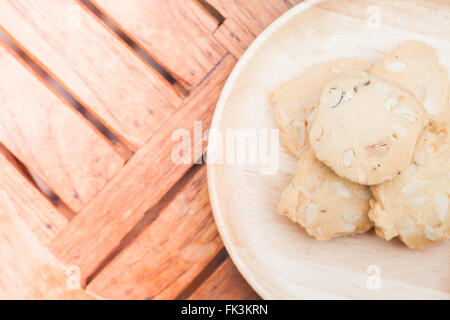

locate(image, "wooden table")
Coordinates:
0 0 302 299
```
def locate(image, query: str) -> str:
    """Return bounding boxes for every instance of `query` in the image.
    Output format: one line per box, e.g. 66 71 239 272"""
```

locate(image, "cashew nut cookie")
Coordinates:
277 149 373 240
309 72 425 185
371 40 449 122
369 121 449 248
271 58 371 158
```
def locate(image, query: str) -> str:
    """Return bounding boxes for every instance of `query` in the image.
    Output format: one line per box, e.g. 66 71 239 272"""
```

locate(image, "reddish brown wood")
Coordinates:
210 0 302 59
0 41 124 213
0 0 301 299
87 166 224 299
50 55 236 284
189 258 260 300
92 0 227 88
213 18 255 59
0 187 93 299
207 0 294 36
0 146 67 246
0 0 181 150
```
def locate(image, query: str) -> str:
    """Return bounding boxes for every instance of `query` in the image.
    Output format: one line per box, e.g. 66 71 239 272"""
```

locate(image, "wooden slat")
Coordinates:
0 0 181 150
0 43 124 212
189 258 260 300
0 147 67 246
0 189 94 299
286 0 304 6
206 0 251 22
317 0 450 42
207 0 294 36
213 17 255 59
92 0 227 88
87 166 223 299
51 55 236 283
232 0 293 35
210 0 300 58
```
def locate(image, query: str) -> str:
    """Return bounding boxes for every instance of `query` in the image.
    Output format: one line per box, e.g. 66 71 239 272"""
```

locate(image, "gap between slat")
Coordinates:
176 247 229 300
0 28 134 161
0 143 76 221
85 160 205 286
78 0 190 96
195 0 226 27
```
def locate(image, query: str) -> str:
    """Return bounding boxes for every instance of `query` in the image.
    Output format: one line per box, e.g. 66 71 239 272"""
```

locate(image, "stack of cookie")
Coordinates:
272 41 449 249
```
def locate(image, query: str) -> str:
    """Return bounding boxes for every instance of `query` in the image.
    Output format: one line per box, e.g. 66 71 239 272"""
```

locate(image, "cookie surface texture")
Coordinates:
370 40 449 121
309 72 424 185
277 150 373 240
369 121 450 248
271 58 371 158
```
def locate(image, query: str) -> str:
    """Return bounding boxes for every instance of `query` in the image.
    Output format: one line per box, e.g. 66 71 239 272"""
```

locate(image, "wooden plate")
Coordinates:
207 0 450 299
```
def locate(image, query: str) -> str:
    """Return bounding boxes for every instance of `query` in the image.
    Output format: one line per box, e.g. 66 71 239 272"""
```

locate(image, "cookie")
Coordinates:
369 121 449 248
371 40 449 121
271 58 371 158
277 149 373 240
309 72 425 185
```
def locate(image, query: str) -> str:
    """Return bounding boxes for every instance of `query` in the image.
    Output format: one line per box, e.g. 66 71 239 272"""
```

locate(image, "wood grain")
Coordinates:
210 0 302 59
92 0 227 88
0 0 181 150
189 258 260 300
0 187 94 299
233 0 294 35
51 55 236 284
213 18 255 59
0 147 67 246
88 166 224 299
0 42 124 213
207 0 294 36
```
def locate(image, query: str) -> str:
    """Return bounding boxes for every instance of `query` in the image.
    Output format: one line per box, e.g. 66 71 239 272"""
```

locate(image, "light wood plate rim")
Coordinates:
208 0 323 300
207 0 449 300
